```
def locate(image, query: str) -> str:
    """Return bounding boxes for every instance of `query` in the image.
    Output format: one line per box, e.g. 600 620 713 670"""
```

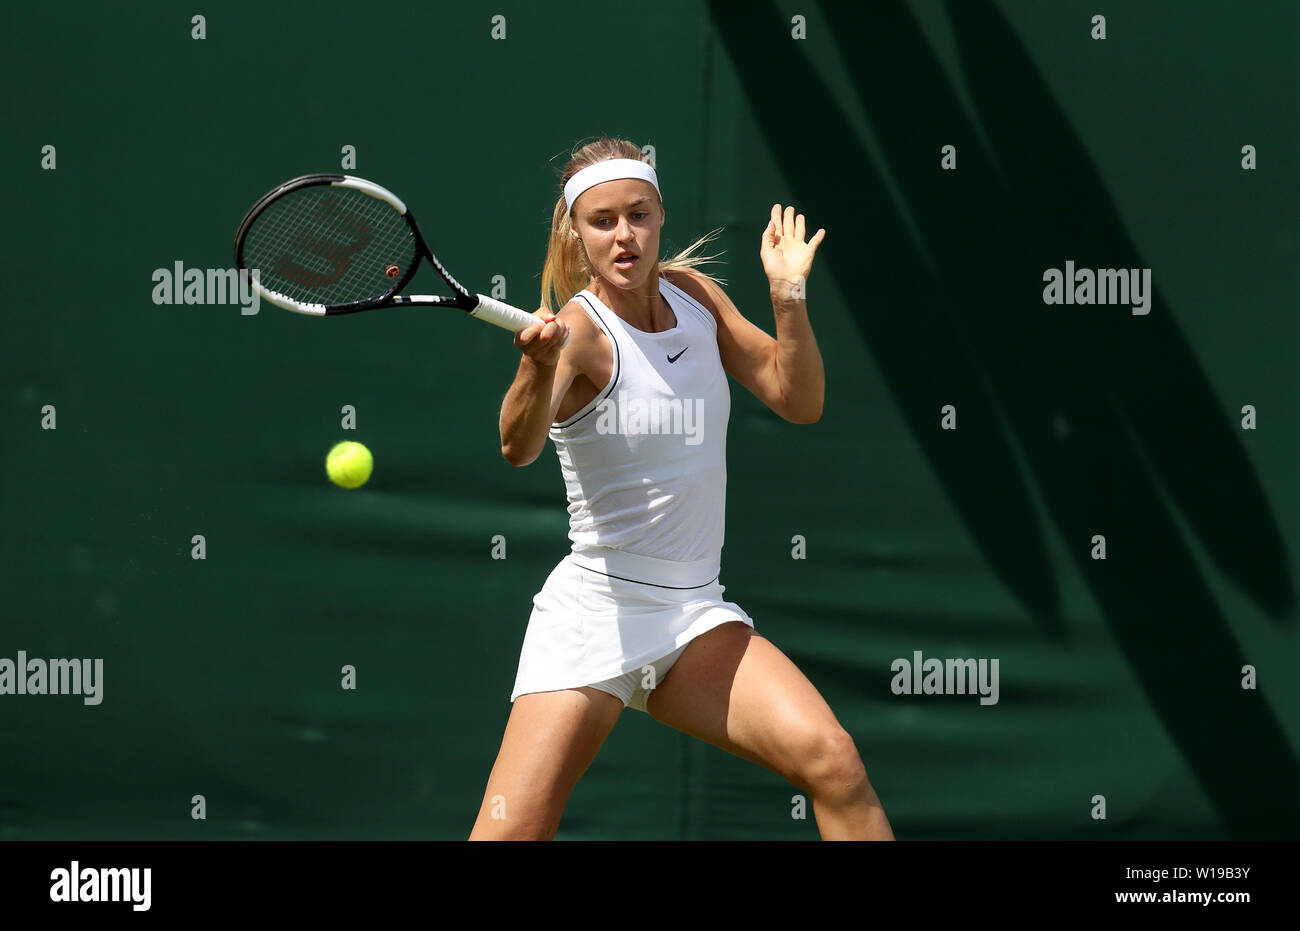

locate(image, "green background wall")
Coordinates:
3 0 1296 839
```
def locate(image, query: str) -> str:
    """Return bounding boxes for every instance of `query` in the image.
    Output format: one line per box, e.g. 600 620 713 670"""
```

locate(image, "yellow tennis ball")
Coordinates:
326 441 372 489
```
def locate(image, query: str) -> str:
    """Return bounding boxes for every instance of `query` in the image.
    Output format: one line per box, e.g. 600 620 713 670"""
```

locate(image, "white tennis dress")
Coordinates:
510 275 755 710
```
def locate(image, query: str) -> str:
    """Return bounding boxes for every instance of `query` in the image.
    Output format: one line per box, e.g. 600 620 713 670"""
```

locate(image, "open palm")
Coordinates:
760 203 826 298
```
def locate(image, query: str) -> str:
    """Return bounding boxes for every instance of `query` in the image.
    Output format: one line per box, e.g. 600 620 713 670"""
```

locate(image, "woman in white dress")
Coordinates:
470 137 894 841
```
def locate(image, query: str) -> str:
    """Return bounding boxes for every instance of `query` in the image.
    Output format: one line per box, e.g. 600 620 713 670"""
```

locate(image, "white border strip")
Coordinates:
255 282 327 316
334 176 408 215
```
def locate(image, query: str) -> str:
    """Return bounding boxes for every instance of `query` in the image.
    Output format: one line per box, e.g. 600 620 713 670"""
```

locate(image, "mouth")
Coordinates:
613 252 638 270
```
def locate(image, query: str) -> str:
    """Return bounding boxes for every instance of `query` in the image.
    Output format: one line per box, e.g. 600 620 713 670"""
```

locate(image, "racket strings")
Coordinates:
242 186 417 307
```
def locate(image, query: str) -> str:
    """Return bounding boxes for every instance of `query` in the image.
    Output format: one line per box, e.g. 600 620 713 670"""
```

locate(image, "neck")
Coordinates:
588 267 667 331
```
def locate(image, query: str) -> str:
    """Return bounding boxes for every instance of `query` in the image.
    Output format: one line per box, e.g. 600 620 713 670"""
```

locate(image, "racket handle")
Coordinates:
471 294 542 333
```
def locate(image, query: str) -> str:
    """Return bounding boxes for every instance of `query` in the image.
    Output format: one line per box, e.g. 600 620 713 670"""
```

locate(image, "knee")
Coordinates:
799 728 876 806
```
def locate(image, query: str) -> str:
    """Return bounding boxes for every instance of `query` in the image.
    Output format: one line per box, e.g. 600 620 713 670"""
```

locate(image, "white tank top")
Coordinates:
549 276 731 569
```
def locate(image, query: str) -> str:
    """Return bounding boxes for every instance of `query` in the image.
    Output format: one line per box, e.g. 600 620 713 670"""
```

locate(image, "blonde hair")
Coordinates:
540 137 725 315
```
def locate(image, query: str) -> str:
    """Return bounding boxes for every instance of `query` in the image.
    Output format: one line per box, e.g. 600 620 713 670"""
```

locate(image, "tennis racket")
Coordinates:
233 173 543 334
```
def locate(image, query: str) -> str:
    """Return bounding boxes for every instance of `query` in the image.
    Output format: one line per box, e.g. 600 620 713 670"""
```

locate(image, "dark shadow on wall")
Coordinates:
707 0 1296 838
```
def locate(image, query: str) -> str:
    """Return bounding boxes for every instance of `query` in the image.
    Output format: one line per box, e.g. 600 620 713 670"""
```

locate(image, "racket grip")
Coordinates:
471 294 542 333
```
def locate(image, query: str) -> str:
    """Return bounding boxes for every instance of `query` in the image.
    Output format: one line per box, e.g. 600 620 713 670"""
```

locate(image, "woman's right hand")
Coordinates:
514 308 570 367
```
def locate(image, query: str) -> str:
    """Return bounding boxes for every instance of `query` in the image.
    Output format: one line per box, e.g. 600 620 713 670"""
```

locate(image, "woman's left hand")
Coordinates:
760 204 826 301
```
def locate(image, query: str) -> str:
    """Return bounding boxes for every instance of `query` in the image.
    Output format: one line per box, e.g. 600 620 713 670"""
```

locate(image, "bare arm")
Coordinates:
764 285 824 424
668 205 826 423
499 306 580 466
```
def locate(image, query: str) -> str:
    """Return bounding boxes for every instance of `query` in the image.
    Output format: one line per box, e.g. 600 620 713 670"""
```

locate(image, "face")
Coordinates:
571 178 665 287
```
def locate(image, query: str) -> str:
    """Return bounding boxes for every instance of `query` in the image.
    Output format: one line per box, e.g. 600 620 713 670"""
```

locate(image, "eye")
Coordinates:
594 212 648 227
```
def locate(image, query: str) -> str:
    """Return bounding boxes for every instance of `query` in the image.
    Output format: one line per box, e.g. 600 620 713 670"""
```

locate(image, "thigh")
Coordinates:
645 622 847 788
470 686 624 839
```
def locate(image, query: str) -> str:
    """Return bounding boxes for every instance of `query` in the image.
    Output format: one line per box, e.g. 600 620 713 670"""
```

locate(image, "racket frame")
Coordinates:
233 174 526 328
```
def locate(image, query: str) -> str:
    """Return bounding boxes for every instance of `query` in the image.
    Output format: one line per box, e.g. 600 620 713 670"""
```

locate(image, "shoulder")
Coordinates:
554 297 606 373
556 296 592 323
663 268 725 326
556 297 598 340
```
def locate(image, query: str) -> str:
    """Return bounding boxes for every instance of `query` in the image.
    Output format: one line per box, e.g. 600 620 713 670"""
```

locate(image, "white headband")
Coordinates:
564 158 661 213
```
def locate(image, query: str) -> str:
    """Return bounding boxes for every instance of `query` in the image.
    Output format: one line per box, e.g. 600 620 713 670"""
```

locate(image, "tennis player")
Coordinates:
469 138 894 841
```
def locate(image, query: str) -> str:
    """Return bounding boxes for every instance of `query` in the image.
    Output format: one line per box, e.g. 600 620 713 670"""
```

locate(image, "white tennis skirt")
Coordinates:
510 545 756 702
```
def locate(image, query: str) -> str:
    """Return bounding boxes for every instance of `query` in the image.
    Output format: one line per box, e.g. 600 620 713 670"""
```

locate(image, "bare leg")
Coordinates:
469 685 624 840
647 622 894 840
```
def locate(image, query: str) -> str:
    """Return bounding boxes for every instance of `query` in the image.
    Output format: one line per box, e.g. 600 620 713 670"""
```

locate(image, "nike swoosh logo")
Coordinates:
667 348 688 363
